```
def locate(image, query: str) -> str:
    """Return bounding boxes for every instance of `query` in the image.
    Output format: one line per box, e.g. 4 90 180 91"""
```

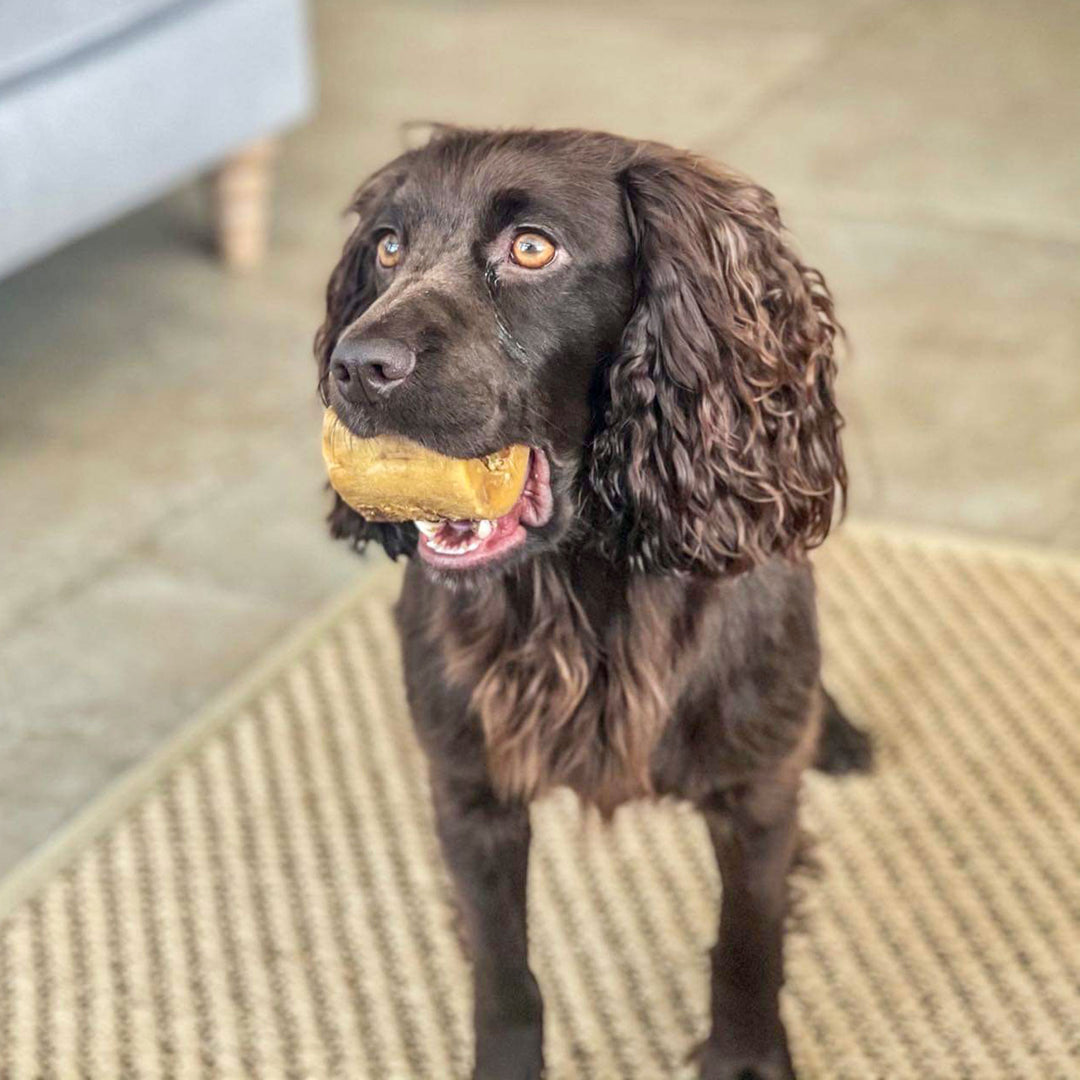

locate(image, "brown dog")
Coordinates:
316 127 871 1080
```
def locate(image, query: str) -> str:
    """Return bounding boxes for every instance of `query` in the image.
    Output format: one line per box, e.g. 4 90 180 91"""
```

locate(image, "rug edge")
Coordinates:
835 517 1080 572
1 520 1073 920
0 559 404 920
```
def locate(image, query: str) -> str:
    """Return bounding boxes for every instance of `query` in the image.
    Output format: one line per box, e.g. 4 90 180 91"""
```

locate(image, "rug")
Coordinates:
1 523 1077 1079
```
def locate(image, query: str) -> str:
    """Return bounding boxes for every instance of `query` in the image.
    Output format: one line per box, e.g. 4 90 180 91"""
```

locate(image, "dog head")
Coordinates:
316 127 845 582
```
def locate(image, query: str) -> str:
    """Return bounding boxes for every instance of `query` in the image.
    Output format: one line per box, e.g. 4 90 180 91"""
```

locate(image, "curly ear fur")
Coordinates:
315 166 418 559
587 146 846 576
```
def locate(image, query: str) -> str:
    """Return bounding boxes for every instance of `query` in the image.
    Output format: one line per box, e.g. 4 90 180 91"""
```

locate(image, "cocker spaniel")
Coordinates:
316 127 871 1080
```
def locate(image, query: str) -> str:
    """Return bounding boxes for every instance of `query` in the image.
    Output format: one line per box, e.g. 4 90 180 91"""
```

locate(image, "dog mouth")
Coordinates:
414 450 553 570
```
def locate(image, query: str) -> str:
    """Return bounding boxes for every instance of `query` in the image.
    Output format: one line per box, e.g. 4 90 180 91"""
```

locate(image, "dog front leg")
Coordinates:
431 773 544 1080
698 779 799 1080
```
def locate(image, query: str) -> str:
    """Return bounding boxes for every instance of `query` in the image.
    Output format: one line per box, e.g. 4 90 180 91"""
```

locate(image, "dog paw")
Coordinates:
698 1043 795 1080
474 1021 544 1080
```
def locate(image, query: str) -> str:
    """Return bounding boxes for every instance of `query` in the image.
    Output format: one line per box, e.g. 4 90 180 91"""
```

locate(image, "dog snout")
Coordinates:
331 336 416 404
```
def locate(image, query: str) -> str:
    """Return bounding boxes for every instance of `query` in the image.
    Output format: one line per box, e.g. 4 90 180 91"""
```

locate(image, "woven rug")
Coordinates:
1 524 1078 1080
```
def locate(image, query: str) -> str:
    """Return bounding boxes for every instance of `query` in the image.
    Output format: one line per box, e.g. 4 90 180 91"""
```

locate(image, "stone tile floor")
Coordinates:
0 0 1077 875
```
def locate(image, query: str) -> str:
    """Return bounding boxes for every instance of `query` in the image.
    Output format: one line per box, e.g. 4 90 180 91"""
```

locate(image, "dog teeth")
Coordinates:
415 518 496 556
426 537 481 556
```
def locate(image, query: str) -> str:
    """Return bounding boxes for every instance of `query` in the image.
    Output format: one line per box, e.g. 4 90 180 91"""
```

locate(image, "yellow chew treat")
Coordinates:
321 409 530 522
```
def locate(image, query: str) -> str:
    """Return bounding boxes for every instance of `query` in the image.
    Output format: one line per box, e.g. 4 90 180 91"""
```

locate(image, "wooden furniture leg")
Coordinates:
213 138 277 270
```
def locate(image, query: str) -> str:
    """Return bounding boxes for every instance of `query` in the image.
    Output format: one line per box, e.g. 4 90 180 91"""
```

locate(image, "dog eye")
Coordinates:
510 232 556 269
376 232 403 268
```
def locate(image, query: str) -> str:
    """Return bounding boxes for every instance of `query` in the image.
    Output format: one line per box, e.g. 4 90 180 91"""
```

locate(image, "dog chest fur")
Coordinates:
423 560 709 815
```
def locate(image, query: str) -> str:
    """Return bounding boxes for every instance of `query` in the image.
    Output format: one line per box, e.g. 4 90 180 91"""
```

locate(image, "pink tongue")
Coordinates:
443 521 476 535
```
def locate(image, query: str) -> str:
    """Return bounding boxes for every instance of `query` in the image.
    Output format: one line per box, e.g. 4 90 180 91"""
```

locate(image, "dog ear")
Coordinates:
315 166 418 559
587 147 846 575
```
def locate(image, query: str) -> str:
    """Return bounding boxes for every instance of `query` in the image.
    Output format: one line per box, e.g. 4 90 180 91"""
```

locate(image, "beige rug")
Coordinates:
1 523 1078 1080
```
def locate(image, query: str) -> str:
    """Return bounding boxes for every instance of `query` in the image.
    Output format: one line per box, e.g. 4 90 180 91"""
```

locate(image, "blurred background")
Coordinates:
0 0 1076 876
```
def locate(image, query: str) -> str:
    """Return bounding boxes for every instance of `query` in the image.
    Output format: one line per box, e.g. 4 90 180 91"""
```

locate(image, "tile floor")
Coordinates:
0 0 1077 875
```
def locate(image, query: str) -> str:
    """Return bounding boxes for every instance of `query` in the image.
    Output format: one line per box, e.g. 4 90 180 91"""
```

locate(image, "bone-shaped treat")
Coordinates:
321 409 530 522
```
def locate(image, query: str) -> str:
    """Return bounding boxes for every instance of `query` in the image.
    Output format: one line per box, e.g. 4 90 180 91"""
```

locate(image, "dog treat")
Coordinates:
322 409 530 522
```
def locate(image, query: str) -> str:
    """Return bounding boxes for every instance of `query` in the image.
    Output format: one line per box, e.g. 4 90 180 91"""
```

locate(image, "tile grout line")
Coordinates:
0 434 330 643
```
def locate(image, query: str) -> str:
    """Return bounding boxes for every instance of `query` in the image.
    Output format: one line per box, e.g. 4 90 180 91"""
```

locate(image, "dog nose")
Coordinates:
331 337 416 403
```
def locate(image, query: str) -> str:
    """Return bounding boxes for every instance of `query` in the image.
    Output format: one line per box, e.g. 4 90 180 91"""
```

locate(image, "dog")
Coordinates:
316 127 872 1080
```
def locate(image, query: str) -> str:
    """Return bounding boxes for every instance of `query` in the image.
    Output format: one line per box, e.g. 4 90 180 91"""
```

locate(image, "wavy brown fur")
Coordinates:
316 127 869 1080
429 558 686 816
588 147 845 574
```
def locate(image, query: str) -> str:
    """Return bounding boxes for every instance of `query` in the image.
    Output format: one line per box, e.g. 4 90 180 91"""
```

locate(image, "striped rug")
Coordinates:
1 523 1078 1080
